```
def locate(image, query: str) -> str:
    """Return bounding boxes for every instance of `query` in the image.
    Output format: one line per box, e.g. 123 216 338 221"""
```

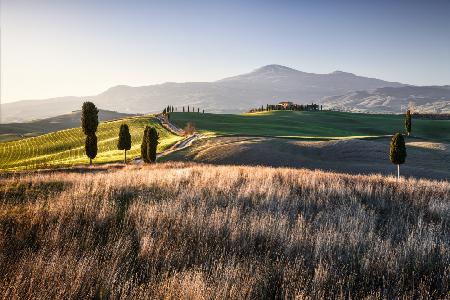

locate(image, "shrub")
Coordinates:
184 122 196 135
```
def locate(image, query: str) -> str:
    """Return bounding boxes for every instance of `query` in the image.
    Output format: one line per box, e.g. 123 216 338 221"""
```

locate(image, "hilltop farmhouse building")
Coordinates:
278 101 293 109
248 101 322 113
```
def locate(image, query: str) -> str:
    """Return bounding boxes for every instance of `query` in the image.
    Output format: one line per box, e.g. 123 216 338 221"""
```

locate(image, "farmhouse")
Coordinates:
278 101 293 108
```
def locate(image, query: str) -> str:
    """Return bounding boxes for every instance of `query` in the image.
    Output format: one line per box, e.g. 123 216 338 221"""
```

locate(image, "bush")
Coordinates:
184 122 196 136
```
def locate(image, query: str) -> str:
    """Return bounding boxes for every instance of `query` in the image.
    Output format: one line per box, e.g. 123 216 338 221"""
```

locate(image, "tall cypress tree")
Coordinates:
81 102 99 165
141 126 150 163
85 134 97 165
117 124 132 163
389 133 407 180
81 102 99 135
405 110 412 136
148 127 159 163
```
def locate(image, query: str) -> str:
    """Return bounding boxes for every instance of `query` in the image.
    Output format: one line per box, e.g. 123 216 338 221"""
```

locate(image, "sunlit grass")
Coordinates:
0 115 183 170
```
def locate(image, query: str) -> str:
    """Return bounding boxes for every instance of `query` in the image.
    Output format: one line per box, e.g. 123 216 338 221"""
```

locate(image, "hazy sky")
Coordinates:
1 0 450 103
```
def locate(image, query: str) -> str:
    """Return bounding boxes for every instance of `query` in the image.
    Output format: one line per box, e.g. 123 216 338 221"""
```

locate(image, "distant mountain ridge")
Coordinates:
322 85 450 113
1 64 448 122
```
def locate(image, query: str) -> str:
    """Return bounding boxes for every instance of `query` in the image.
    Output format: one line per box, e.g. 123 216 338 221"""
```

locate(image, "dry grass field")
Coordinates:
1 163 449 299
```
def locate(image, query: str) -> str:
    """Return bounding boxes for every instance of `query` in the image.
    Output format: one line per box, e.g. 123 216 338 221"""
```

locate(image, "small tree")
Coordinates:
141 126 150 163
389 133 407 180
117 124 132 163
184 122 196 136
81 102 99 165
183 106 185 112
405 110 412 136
147 127 159 163
85 134 97 165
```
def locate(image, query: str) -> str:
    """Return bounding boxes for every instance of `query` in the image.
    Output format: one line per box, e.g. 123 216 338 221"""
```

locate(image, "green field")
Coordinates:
0 116 182 171
171 111 450 141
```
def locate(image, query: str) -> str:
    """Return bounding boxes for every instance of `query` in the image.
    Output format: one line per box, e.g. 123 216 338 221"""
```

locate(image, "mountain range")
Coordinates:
2 64 449 122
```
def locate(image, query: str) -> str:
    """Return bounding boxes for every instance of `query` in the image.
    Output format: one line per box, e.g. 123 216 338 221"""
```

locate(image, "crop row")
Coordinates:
0 116 181 170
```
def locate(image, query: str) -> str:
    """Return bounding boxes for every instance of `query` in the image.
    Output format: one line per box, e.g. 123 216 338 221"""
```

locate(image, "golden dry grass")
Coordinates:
0 163 449 299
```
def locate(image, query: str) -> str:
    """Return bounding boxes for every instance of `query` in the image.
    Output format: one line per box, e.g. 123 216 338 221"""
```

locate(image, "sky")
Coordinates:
1 0 450 103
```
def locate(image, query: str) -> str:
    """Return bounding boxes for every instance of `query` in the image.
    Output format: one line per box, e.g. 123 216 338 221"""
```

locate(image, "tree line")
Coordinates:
162 105 205 114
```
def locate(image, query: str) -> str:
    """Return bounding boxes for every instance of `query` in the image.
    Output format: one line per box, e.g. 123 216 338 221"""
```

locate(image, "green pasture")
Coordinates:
171 111 450 141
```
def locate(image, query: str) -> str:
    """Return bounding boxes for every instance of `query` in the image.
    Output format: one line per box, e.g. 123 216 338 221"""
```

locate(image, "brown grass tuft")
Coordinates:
0 163 449 299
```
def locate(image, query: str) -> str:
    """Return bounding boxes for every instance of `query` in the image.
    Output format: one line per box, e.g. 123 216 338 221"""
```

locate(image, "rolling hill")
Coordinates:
0 109 138 142
0 115 182 171
170 111 450 141
164 111 450 180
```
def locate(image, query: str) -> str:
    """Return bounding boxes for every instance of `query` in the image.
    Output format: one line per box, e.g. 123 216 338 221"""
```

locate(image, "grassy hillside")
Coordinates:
171 111 450 141
0 109 137 142
0 163 448 298
0 116 182 171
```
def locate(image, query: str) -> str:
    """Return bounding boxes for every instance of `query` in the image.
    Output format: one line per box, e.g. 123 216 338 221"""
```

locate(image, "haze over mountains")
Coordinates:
2 64 449 122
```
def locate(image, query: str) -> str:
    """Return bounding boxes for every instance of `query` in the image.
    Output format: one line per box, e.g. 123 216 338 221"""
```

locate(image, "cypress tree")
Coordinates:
183 106 185 112
405 110 412 136
81 102 99 165
81 102 99 135
85 134 97 165
188 106 190 112
147 127 159 163
389 133 407 179
141 126 150 163
117 124 132 163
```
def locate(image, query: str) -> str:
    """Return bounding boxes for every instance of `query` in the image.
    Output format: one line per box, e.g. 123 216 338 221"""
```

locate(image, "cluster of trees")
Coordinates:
389 110 412 179
81 101 159 165
248 103 322 113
